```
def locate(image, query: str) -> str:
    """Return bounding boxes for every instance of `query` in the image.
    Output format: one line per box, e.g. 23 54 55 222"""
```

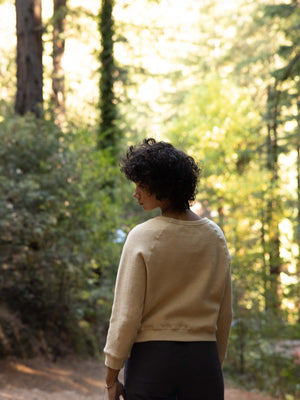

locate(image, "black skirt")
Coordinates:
124 341 224 400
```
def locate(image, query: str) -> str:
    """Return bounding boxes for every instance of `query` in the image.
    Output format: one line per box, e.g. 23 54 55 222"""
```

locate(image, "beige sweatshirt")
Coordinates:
104 216 232 370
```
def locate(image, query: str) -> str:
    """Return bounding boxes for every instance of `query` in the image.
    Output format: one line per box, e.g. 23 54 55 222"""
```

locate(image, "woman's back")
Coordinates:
125 216 231 350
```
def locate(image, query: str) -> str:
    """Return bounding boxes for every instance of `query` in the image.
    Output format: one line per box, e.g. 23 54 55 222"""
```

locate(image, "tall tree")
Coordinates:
98 0 119 157
52 0 67 122
15 0 43 117
264 83 282 311
296 99 300 321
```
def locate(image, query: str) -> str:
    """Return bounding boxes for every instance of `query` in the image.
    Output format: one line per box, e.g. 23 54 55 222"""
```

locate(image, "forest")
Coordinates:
0 0 299 398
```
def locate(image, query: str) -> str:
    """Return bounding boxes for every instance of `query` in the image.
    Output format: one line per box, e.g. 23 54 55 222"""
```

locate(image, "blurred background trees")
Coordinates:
0 0 299 398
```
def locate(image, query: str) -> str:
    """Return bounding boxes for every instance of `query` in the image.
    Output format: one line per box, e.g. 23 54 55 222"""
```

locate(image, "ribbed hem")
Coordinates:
135 329 216 343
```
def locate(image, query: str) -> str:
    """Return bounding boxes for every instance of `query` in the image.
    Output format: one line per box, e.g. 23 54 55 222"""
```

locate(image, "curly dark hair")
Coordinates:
120 138 201 210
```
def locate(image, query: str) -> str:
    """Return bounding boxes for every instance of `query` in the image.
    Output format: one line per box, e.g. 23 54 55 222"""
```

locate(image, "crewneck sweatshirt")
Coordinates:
104 216 232 370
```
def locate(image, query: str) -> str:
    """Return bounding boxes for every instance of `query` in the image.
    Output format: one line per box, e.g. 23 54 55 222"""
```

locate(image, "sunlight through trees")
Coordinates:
0 0 299 398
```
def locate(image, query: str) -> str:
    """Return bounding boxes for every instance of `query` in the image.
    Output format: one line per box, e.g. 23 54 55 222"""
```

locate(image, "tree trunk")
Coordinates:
261 207 269 307
52 0 67 122
98 0 119 157
15 0 43 117
296 98 300 322
265 84 281 311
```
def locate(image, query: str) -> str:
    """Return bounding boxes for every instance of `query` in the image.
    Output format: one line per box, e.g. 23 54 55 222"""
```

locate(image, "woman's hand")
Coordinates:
105 366 124 399
105 380 125 400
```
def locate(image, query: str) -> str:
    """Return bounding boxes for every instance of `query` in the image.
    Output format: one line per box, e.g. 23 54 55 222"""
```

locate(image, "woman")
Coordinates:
104 138 232 400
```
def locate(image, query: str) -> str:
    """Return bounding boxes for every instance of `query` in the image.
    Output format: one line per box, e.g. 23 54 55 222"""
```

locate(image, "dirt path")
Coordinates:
0 358 276 400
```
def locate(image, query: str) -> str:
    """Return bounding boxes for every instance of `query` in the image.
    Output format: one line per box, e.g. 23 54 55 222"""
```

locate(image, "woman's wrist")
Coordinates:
105 380 118 389
105 366 120 389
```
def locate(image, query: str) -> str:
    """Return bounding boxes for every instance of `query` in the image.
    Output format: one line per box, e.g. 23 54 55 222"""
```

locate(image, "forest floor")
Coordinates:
0 357 277 400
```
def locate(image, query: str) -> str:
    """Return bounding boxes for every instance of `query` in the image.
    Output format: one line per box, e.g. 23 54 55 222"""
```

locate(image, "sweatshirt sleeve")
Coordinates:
104 229 147 370
216 267 232 366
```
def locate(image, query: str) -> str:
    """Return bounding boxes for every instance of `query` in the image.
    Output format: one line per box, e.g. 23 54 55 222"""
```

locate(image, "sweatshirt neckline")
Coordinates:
155 216 210 226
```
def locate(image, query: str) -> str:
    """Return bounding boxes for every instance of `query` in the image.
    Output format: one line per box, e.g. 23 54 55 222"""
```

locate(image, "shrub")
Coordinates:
0 113 122 356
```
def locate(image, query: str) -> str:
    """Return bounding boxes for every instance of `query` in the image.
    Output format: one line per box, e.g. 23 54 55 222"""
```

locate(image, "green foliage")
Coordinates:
0 113 78 325
167 74 261 212
0 111 124 356
227 309 300 399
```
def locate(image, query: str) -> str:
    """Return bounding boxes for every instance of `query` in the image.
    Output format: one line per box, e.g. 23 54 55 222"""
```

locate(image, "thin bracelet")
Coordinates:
105 382 116 389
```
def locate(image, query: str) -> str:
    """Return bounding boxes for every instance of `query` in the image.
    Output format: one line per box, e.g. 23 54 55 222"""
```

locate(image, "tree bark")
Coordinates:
15 0 43 117
265 84 281 311
98 0 119 157
296 98 300 322
52 0 67 121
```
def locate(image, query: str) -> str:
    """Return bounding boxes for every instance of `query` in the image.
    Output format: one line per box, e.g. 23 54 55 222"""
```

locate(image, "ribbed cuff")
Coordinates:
105 353 125 370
